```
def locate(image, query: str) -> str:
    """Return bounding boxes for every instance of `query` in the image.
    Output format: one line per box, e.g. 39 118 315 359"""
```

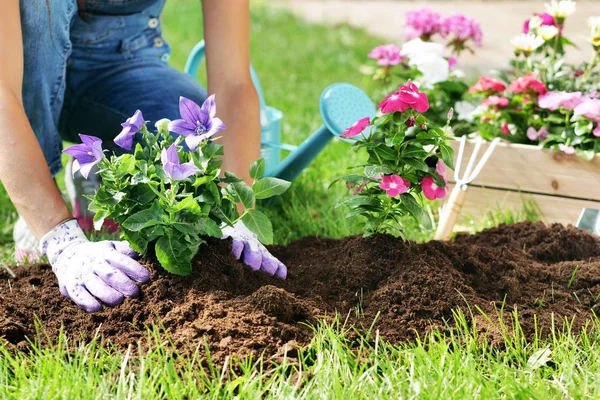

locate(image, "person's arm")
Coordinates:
201 0 260 184
0 0 72 239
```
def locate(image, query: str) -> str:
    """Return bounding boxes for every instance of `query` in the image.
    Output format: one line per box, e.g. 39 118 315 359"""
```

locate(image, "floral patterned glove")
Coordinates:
40 219 151 312
221 221 287 279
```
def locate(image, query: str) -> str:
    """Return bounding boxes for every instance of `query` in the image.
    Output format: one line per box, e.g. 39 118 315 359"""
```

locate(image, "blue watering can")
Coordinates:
184 40 376 182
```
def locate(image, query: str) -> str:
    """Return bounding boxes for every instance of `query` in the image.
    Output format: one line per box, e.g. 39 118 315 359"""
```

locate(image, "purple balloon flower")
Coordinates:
63 134 104 179
168 95 226 151
114 110 144 150
161 143 201 181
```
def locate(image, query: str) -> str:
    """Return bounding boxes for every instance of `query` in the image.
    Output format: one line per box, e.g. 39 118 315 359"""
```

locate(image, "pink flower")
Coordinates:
341 117 371 139
447 55 458 70
440 13 483 47
404 8 443 40
558 143 576 155
574 98 600 118
379 175 410 197
594 124 600 137
368 44 404 66
483 96 509 107
523 12 556 34
378 80 430 114
508 73 547 95
468 76 507 94
526 126 549 141
501 122 510 135
538 91 584 111
436 159 446 175
421 175 447 200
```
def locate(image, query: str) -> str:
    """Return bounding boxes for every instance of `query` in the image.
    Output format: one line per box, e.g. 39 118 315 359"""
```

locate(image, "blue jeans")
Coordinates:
20 0 207 176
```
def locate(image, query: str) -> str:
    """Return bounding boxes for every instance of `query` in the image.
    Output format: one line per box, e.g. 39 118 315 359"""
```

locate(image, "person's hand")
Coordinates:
40 219 151 312
221 221 287 279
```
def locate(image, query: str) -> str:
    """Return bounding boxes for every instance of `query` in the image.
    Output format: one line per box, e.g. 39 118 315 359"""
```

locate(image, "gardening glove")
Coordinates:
221 220 287 279
40 219 151 312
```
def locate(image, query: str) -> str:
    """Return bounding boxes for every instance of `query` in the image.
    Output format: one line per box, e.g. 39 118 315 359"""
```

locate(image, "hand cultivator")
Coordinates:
184 40 376 182
434 135 501 241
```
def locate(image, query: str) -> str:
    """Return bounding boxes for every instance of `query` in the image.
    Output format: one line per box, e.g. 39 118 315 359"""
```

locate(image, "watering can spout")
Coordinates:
266 83 376 182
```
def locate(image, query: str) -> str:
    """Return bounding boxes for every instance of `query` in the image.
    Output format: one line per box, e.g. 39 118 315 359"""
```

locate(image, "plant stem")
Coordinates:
550 31 561 65
582 53 599 80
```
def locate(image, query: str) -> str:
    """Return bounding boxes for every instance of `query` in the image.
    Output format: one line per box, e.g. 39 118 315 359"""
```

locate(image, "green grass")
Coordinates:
0 2 578 398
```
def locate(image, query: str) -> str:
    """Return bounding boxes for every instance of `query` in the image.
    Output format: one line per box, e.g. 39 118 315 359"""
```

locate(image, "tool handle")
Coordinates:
434 185 468 241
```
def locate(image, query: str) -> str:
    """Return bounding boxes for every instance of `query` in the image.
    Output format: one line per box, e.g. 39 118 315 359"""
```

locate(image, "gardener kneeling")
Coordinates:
1 0 285 312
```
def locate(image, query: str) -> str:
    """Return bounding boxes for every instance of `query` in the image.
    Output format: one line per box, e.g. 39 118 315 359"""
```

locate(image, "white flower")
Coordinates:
528 16 544 33
589 16 600 40
401 39 449 87
510 33 545 54
545 0 576 19
539 25 559 41
454 101 483 122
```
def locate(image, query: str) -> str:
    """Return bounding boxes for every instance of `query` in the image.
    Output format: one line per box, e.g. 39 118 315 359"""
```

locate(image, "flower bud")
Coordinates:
447 107 454 120
155 118 171 133
405 116 416 127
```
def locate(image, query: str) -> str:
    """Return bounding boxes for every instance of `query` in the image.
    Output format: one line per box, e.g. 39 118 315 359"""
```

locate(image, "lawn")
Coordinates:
1 2 598 399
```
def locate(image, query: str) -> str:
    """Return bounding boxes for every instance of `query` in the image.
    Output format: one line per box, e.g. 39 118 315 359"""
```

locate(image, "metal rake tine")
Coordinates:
461 136 484 182
454 135 467 183
463 137 501 185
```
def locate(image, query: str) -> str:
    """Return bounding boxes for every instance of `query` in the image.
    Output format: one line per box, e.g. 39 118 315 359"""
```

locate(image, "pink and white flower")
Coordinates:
483 96 510 108
526 126 549 141
574 98 600 118
440 13 483 47
379 175 410 197
368 44 404 66
538 91 584 110
508 73 547 95
341 117 371 139
404 8 443 40
378 80 430 114
421 176 447 200
558 143 576 154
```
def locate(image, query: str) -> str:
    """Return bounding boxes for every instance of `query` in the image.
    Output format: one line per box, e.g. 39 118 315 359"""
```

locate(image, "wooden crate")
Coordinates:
444 140 600 226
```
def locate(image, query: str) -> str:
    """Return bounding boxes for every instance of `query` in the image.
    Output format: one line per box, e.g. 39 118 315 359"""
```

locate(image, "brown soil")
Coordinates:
1 221 600 363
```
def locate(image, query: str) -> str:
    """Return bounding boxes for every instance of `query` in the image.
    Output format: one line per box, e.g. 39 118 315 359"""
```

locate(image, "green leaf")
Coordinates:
226 181 255 209
155 236 193 276
575 121 593 136
336 196 380 209
115 154 136 177
372 143 398 161
198 217 223 238
252 177 291 199
364 165 393 177
121 229 149 254
202 142 225 158
400 193 432 229
129 184 156 205
242 210 273 245
121 202 164 232
438 143 455 170
403 157 429 171
249 158 266 180
385 130 406 146
222 171 243 183
173 196 202 215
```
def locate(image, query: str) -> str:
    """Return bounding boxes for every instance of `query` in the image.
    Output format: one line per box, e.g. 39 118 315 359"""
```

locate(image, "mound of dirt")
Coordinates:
1 221 600 362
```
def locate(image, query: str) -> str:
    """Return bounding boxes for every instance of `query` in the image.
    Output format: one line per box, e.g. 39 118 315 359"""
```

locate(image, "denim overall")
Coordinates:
20 0 207 176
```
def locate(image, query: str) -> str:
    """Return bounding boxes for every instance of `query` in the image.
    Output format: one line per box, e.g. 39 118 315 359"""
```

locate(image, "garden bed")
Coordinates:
446 140 600 225
1 222 600 363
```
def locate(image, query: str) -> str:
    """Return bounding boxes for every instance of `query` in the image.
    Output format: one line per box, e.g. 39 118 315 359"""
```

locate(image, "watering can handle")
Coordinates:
434 185 468 241
184 40 268 111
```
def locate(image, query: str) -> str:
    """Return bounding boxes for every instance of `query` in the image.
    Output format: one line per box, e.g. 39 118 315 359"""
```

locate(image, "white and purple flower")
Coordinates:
114 109 144 150
161 143 201 181
168 95 226 151
63 134 104 179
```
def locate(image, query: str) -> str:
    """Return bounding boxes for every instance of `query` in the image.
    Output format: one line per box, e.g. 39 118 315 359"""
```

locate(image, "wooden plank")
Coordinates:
447 140 600 201
444 185 600 226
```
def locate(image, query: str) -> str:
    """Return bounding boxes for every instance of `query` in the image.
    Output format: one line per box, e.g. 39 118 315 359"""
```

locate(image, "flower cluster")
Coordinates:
403 8 482 55
464 1 600 159
363 7 482 138
335 80 454 237
63 96 289 275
